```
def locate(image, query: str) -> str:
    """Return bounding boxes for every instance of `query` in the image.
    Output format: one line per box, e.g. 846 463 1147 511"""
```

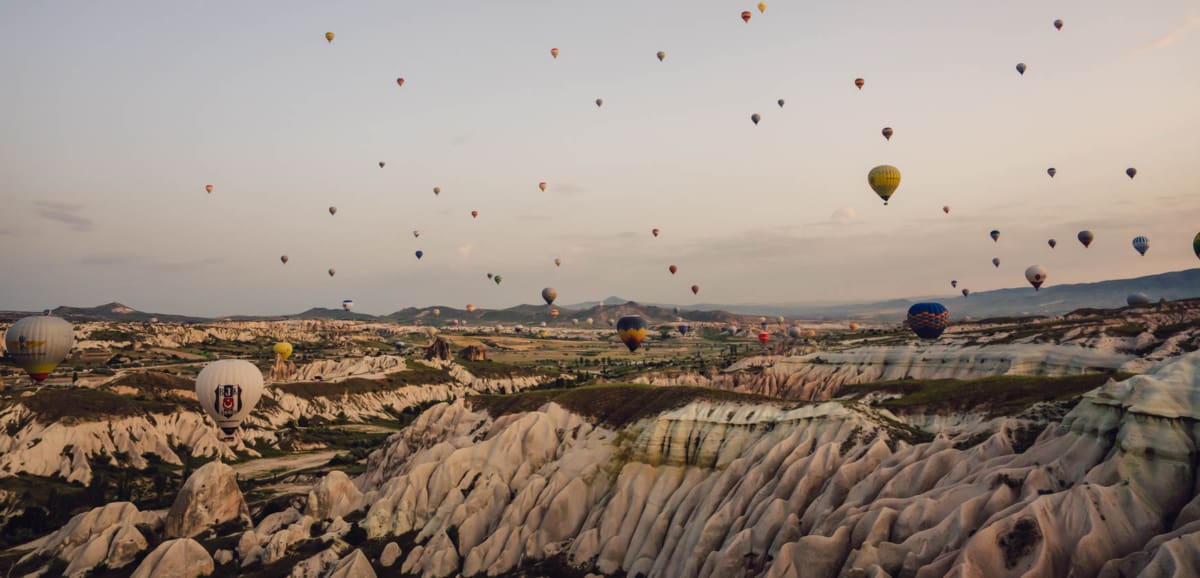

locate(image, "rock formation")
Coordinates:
425 337 452 361
458 344 487 361
164 460 251 539
129 538 214 578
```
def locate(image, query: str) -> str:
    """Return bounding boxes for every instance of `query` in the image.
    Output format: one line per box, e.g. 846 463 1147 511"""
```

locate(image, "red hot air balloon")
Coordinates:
882 127 894 141
396 78 405 87
471 210 478 218
668 265 678 275
652 228 660 237
691 285 700 295
205 184 213 194
758 331 769 345
550 47 559 59
854 78 864 90
433 186 441 195
741 10 752 23
539 181 548 191
943 206 950 214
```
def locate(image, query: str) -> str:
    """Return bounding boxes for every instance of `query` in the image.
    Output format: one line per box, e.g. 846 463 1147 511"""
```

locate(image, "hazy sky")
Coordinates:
1 1 1198 316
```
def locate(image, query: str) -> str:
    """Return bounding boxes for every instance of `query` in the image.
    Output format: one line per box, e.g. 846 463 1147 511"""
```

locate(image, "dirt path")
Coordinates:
232 450 339 480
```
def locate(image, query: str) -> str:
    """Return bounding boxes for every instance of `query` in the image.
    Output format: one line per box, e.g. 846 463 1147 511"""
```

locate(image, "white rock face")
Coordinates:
130 538 214 578
293 355 407 383
328 549 377 578
638 343 1133 401
164 460 251 539
379 541 402 567
307 471 365 520
339 351 1200 578
19 501 160 577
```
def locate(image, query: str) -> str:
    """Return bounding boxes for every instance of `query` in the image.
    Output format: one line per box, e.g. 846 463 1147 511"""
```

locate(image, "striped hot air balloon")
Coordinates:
617 316 648 352
868 165 901 205
906 303 949 340
1132 236 1150 256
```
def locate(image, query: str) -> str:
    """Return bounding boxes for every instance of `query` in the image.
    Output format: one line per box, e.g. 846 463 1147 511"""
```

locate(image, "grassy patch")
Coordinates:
275 362 454 400
468 383 789 429
110 371 194 392
456 358 557 379
20 387 185 423
845 372 1131 418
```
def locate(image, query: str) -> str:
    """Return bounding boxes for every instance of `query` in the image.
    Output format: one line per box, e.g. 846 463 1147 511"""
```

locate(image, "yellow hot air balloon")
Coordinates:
325 32 335 43
867 165 901 205
757 2 767 13
273 342 293 360
4 315 74 383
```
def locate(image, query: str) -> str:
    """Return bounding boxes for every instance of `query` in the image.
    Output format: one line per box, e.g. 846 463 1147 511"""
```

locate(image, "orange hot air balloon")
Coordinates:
396 78 405 87
551 308 559 319
551 47 559 59
882 127 894 141
691 285 700 295
741 10 752 23
433 186 441 195
538 181 548 191
466 304 476 313
848 323 859 331
471 210 478 218
668 265 678 275
652 228 660 237
325 32 335 43
205 184 213 194
855 78 865 90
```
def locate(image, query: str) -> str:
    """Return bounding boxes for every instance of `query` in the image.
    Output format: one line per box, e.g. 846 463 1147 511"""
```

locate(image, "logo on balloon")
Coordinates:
215 384 242 419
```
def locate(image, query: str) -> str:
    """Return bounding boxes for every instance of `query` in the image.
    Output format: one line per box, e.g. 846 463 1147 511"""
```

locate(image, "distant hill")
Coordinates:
0 302 207 324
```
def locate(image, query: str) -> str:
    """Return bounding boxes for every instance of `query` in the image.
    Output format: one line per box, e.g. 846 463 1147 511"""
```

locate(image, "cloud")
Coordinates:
1138 15 1200 53
34 201 92 231
829 207 859 225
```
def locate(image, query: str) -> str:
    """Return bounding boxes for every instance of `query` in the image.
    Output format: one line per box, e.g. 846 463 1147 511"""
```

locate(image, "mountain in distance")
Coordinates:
0 302 206 324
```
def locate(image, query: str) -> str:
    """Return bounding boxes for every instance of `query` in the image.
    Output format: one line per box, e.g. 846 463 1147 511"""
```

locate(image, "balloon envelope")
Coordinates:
325 32 335 43
1054 19 1063 30
652 228 660 237
907 303 949 340
741 11 752 23
1193 233 1200 259
678 324 689 336
758 2 767 13
751 113 761 125
415 250 423 260
855 78 864 90
1048 239 1057 249
990 230 1000 242
992 257 1001 268
868 165 901 204
542 287 558 305
280 255 289 264
342 299 354 312
882 127 893 141
1016 63 1027 75
669 265 678 275
1047 167 1056 178
691 285 700 295
1127 293 1151 307
273 342 293 360
551 47 559 58
196 360 264 438
1132 236 1149 256
951 280 957 288
777 99 785 108
328 268 336 277
329 206 337 216
1126 168 1137 179
758 332 769 344
205 184 213 194
4 315 73 382
1078 230 1094 248
1025 265 1048 290
617 316 649 352
657 51 666 62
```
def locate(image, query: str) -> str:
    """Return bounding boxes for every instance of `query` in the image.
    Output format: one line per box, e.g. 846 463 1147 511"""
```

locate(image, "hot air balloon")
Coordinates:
751 113 761 125
325 32 335 43
328 268 336 277
760 321 769 330
882 127 894 141
572 318 580 326
691 285 700 295
758 332 770 345
554 258 562 267
468 210 477 219
673 307 680 315
855 78 865 90
867 165 901 205
758 2 767 13
379 161 386 168
668 265 678 275
1054 19 1063 30
990 230 1000 242
413 230 420 238
1016 63 1027 75
396 78 405 87
788 326 802 339
1048 239 1057 249
1025 265 1047 290
586 317 594 325
280 255 289 265
342 299 354 312
433 186 441 195
992 257 1000 268
1193 233 1200 259
848 323 859 331
550 308 560 319
433 308 441 317
741 11 752 23
657 51 666 62
205 184 213 194
1132 236 1149 256
907 303 949 340
551 47 559 59
487 273 493 280
596 98 603 108
678 324 689 336
1078 230 1094 248
1127 293 1151 307
617 316 649 352
273 342 293 360
196 360 264 440
951 280 958 288
4 315 73 383
538 182 548 192
962 288 970 297
415 250 423 260
538 330 548 338
466 304 476 313
943 206 950 214
542 287 558 305
494 275 503 285
329 206 337 216
1047 167 1056 178
1126 168 1137 179
652 228 661 237
777 99 785 108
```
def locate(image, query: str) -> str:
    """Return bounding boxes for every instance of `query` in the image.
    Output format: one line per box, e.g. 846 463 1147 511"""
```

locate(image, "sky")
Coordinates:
0 0 1198 317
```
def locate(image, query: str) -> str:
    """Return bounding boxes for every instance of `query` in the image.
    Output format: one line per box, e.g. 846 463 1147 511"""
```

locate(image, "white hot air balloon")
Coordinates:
4 315 74 383
342 299 354 312
195 360 264 441
1025 265 1048 291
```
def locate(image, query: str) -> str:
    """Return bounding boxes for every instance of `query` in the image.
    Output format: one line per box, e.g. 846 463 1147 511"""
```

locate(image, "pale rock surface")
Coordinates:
213 549 234 565
164 460 251 538
328 548 378 578
20 501 160 576
130 538 214 578
379 541 402 567
307 471 364 520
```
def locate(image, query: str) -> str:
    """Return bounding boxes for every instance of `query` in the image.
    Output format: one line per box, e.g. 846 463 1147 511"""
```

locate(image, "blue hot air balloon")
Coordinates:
415 250 424 260
616 316 649 352
678 324 690 336
907 303 949 340
1132 236 1149 256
